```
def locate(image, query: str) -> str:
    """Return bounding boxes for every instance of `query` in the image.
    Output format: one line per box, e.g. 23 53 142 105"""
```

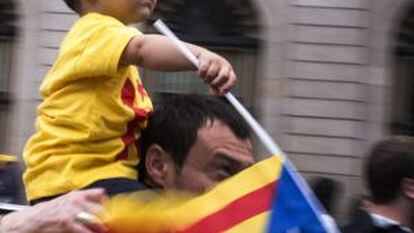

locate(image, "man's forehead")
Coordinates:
213 151 255 168
197 119 245 137
197 120 251 145
192 120 254 160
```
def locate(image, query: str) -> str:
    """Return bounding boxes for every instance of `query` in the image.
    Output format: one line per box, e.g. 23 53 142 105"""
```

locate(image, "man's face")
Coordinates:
163 120 254 194
96 0 157 24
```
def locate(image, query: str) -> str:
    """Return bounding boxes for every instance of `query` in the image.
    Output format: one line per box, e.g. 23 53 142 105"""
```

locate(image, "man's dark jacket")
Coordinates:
342 209 410 233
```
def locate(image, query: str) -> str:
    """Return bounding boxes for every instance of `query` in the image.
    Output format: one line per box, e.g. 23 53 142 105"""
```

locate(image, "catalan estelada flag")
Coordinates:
181 157 338 233
104 155 339 233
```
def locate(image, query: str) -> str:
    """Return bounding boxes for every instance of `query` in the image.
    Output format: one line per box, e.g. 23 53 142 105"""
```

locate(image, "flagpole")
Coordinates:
154 20 340 233
153 20 283 157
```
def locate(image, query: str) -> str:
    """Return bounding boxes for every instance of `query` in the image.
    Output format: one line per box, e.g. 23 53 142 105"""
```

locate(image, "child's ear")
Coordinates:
144 144 171 188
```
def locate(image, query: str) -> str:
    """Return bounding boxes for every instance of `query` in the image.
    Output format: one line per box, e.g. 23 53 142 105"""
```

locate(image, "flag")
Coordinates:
104 155 339 233
267 161 338 233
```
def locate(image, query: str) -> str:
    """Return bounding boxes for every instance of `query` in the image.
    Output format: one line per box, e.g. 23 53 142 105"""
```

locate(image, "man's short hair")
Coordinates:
139 94 251 180
365 136 414 204
63 0 79 12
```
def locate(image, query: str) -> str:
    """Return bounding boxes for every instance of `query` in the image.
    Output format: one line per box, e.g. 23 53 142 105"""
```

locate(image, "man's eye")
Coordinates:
214 167 233 181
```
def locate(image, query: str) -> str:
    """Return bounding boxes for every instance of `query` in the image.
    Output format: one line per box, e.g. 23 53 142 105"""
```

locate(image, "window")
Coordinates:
0 0 16 90
392 6 414 135
0 0 16 150
0 0 17 204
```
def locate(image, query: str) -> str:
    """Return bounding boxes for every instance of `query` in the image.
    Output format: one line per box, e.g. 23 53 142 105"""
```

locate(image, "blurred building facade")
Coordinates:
2 0 413 219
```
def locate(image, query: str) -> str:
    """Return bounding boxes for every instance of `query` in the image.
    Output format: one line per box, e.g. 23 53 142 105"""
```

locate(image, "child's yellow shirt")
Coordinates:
23 13 153 201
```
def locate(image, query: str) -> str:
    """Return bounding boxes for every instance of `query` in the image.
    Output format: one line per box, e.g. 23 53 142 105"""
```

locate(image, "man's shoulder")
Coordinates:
341 209 410 233
342 209 376 233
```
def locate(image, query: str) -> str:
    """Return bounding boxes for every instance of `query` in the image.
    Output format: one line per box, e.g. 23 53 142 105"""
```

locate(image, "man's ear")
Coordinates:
402 178 414 200
145 144 172 188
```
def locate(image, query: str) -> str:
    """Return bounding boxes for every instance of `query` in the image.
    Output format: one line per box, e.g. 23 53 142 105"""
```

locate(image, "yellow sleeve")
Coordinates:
74 25 142 77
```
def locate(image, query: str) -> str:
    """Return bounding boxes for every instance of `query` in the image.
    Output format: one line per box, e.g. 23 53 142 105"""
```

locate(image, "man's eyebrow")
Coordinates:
214 153 253 168
215 153 239 164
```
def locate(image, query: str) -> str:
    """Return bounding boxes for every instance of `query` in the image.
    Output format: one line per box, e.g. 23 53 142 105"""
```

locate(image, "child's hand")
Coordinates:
197 50 237 95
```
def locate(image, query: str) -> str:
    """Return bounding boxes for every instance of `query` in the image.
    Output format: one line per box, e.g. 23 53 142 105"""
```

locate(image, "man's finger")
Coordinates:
87 222 110 233
75 212 101 225
75 211 108 232
69 223 95 233
81 189 107 202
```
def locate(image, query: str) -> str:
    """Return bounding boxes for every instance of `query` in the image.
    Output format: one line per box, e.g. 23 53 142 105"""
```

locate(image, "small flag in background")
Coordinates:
104 155 339 233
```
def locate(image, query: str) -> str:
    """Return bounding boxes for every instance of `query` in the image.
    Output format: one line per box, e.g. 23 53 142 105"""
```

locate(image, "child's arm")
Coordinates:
121 34 237 95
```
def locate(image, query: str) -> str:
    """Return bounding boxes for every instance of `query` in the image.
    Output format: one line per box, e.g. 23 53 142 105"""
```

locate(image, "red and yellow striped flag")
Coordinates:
103 156 282 233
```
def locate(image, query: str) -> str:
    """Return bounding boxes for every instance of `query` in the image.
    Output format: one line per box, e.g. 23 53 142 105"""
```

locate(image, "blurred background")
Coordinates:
0 0 412 223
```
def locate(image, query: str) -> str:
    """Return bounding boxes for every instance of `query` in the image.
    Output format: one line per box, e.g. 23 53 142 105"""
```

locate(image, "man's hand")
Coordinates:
196 50 237 95
0 189 108 233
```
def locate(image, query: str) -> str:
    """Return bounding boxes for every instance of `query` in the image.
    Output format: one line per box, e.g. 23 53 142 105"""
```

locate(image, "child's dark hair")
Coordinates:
63 0 80 12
